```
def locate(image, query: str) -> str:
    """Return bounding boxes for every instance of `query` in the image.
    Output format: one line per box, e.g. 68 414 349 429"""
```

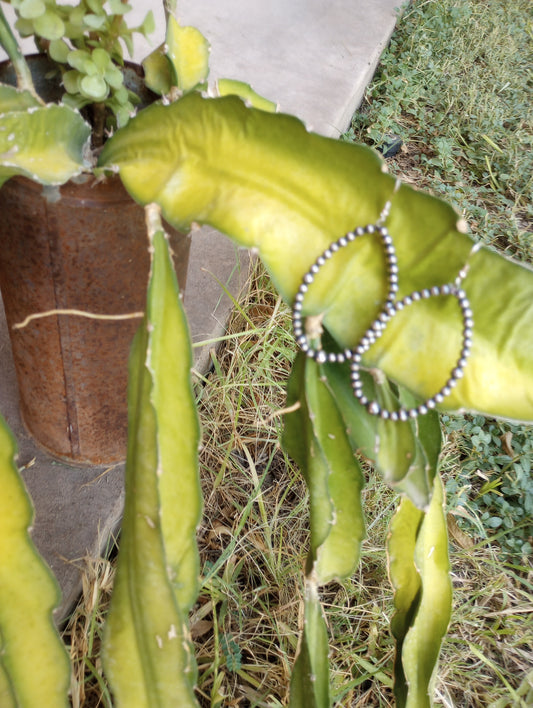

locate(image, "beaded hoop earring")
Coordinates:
350 282 473 420
291 225 474 420
292 224 399 364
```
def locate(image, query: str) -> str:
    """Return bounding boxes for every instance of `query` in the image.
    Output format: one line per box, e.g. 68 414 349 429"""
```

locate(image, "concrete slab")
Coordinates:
172 0 401 138
0 0 400 621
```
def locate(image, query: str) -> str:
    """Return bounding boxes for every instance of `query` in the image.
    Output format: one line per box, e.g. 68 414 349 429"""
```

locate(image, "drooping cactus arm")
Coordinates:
98 93 533 424
388 475 452 708
0 414 70 707
102 207 201 708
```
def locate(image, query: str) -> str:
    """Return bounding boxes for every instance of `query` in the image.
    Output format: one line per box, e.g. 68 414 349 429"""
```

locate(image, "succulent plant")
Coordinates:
4 0 154 131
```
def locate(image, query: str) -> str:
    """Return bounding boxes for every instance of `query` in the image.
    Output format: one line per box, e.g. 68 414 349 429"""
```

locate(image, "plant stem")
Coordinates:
91 102 107 148
0 5 44 104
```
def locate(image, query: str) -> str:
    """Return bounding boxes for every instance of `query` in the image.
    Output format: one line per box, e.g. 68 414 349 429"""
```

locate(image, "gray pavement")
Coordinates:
0 0 401 620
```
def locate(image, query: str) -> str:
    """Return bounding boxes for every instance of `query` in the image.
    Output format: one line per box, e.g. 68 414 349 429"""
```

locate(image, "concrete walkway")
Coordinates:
0 0 401 620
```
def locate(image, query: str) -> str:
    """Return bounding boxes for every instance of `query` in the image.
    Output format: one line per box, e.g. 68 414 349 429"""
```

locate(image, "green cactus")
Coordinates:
98 93 533 705
101 210 201 708
0 414 70 707
0 11 532 700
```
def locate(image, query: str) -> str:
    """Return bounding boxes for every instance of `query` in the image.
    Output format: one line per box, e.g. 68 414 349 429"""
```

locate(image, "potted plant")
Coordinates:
0 0 254 464
0 0 166 463
0 0 277 465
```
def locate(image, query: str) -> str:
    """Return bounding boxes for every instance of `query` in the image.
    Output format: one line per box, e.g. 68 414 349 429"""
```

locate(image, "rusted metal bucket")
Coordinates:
0 174 191 464
0 56 191 464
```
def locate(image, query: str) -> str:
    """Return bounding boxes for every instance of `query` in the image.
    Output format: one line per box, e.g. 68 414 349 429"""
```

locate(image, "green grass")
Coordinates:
345 0 532 261
65 0 532 705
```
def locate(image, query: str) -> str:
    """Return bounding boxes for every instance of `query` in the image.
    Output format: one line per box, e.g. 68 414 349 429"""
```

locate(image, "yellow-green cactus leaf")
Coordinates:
321 362 441 509
289 578 331 708
146 213 202 614
166 16 209 92
142 43 172 95
98 94 533 423
0 104 90 187
305 361 365 582
388 475 452 707
0 414 70 708
102 221 200 707
284 354 365 583
284 354 333 560
0 83 41 111
217 78 277 112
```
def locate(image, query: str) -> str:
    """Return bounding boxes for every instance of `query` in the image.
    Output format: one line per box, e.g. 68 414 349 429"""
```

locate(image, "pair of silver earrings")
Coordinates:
291 223 473 420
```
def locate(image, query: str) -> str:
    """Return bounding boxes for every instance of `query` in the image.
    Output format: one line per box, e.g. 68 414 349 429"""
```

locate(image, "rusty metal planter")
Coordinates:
0 174 190 464
0 56 191 464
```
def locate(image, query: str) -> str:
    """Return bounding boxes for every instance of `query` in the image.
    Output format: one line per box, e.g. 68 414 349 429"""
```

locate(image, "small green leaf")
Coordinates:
108 0 131 15
14 17 34 36
139 9 155 37
91 47 111 72
104 64 125 90
33 10 65 40
121 29 133 57
64 6 85 37
18 0 45 20
83 13 106 30
80 74 108 100
112 100 133 128
67 49 97 75
62 69 81 94
85 0 103 13
48 38 70 63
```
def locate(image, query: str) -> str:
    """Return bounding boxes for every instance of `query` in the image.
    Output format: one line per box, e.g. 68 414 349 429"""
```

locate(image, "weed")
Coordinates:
442 414 533 559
